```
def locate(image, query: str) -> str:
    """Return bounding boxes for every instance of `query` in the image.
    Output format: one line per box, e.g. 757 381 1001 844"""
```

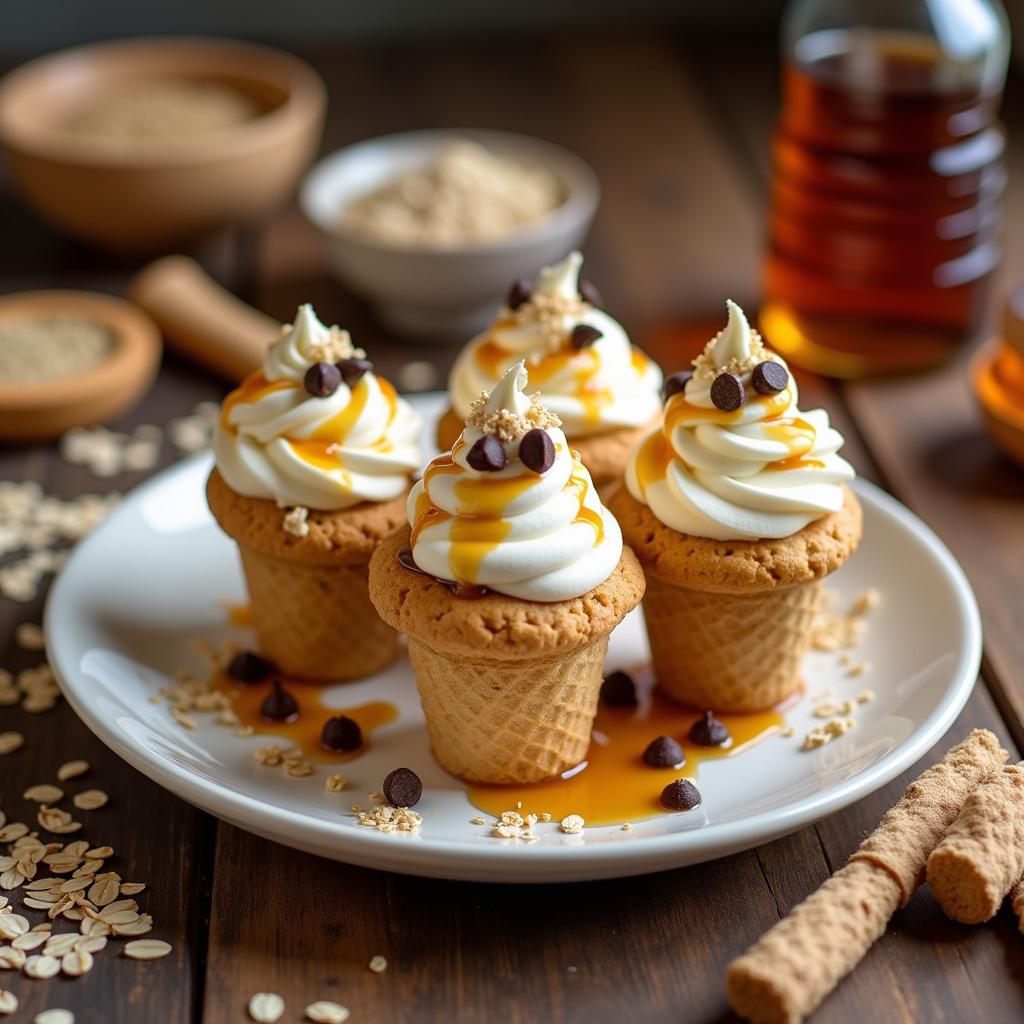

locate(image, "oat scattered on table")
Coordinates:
34 1010 75 1024
248 992 286 1023
368 954 388 974
0 990 18 1015
0 733 25 756
305 1001 350 1024
123 939 172 960
15 622 44 651
56 760 90 782
73 790 109 811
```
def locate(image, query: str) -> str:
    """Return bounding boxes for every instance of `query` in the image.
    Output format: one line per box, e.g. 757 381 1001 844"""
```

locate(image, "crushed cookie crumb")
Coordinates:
857 689 875 704
282 506 310 538
469 817 486 826
559 814 585 835
691 328 768 385
510 289 588 351
464 391 560 442
325 775 346 793
620 823 633 832
354 806 422 835
802 717 856 751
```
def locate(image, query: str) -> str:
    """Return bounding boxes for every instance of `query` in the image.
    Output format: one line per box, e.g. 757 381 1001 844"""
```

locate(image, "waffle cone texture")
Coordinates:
726 729 1008 1024
368 526 645 784
608 484 863 712
926 762 1024 923
206 469 407 681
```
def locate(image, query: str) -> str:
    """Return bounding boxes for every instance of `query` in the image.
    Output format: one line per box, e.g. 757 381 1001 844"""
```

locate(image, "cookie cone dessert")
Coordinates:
370 362 644 784
208 304 421 681
609 301 862 711
440 252 663 491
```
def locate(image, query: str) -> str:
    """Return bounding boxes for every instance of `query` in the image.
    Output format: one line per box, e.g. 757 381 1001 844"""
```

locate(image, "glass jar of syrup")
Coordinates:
761 0 1010 377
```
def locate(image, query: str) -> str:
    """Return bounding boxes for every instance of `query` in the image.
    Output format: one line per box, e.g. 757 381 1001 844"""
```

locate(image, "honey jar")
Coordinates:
973 281 1024 467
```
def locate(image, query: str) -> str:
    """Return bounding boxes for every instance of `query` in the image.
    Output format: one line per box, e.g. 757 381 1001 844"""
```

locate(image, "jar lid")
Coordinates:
1006 280 1024 358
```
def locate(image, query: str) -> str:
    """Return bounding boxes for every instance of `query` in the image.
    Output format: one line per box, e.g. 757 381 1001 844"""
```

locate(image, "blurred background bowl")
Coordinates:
0 37 326 254
300 128 599 339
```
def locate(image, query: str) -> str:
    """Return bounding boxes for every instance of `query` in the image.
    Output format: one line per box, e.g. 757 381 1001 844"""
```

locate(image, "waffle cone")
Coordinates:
238 544 398 681
206 469 408 681
643 573 823 711
408 636 609 784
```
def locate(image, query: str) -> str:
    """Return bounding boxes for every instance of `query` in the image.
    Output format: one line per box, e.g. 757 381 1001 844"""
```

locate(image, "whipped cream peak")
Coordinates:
264 304 364 383
532 250 584 304
214 303 420 511
449 253 663 437
409 362 622 601
692 300 767 385
627 300 855 541
465 361 561 443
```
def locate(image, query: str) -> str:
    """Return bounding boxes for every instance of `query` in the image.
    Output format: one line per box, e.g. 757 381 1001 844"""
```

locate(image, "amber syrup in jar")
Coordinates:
762 29 1006 377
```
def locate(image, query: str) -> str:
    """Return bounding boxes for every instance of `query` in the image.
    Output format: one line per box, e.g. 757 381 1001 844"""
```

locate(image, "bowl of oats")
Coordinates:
301 130 600 337
0 37 326 253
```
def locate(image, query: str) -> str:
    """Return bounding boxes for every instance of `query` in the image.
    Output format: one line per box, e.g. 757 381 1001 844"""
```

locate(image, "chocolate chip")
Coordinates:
506 278 532 310
600 670 637 707
321 715 362 752
710 372 745 411
661 370 693 403
304 361 342 398
660 778 702 811
570 324 603 350
578 278 603 308
519 428 555 474
642 735 685 768
260 680 299 722
383 767 423 808
227 650 272 683
466 434 507 472
337 358 373 387
751 360 789 395
688 710 730 747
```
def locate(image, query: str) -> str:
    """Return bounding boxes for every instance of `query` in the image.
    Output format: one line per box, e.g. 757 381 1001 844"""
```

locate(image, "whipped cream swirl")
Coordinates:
448 252 663 437
626 301 855 541
408 361 623 601
213 304 421 510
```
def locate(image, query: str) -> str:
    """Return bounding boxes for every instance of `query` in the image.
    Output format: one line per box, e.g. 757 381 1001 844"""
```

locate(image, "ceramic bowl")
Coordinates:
0 37 326 253
300 128 599 339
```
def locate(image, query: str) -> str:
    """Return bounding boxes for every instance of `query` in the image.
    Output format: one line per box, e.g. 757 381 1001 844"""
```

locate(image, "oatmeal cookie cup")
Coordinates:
208 469 407 680
609 483 862 711
369 527 645 783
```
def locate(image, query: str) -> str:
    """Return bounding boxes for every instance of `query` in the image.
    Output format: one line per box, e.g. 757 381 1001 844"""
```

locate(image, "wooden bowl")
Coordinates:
0 291 162 441
0 38 326 253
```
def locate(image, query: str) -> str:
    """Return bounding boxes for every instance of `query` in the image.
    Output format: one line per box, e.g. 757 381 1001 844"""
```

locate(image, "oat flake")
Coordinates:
0 990 16 1014
123 939 171 960
35 1011 75 1024
56 761 89 782
305 1001 350 1024
248 992 286 1023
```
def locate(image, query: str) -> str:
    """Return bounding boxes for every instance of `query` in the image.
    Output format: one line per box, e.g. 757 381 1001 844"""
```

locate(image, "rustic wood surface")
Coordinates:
2 30 1024 1024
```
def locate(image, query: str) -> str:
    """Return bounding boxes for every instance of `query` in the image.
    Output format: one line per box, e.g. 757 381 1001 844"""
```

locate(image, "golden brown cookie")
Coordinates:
368 525 645 660
608 483 863 594
206 468 408 567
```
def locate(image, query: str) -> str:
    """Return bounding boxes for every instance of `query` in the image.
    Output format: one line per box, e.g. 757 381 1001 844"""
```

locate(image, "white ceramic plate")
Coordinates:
46 393 981 883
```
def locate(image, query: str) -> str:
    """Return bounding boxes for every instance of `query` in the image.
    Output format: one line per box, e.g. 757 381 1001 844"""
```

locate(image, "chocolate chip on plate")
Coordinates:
382 767 423 808
570 324 603 350
227 650 272 683
642 735 686 768
600 670 638 707
466 434 507 472
337 357 374 387
260 680 299 722
519 428 555 474
688 710 730 747
578 278 603 308
304 361 342 398
506 277 532 311
710 371 745 411
321 715 363 752
661 370 693 404
660 778 702 811
751 360 789 395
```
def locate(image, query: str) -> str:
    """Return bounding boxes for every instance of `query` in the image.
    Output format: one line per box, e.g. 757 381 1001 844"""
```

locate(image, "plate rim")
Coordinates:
44 403 982 883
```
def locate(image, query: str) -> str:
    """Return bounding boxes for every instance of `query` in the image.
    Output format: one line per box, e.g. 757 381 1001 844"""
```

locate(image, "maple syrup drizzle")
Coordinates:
211 670 398 764
468 668 788 826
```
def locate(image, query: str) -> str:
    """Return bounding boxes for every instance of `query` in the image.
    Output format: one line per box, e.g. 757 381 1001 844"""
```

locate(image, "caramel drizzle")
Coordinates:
221 372 401 479
474 338 652 427
408 445 604 588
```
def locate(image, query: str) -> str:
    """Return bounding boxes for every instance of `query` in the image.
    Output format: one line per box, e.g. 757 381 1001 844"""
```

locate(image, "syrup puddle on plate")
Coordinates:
211 671 397 764
468 668 787 826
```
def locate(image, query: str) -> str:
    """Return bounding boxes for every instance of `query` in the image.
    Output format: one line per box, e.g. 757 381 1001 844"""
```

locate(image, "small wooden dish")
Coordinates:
0 38 326 253
0 290 162 442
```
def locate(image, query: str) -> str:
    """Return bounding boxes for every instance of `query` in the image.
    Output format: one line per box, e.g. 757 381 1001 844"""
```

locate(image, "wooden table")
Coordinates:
3 31 1024 1024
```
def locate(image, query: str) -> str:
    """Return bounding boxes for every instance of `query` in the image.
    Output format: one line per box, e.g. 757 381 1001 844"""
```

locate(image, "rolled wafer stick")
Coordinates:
726 729 1007 1024
926 762 1024 923
1010 875 1024 934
